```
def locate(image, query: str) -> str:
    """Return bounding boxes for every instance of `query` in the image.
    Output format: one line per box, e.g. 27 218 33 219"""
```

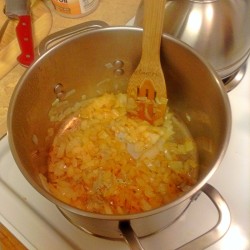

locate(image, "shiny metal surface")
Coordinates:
177 184 231 250
119 221 144 250
135 0 250 80
38 20 108 55
5 0 30 18
223 61 247 92
119 184 231 250
7 23 231 249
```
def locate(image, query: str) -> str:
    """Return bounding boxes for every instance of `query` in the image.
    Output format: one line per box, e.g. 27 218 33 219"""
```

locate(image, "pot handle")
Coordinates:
176 183 231 250
119 183 231 250
38 20 109 55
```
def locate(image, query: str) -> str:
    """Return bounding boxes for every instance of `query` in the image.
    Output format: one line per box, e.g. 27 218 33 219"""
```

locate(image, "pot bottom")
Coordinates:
56 199 192 240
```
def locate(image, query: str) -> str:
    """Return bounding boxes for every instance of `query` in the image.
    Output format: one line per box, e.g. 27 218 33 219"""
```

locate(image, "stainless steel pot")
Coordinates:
135 0 250 91
7 21 231 249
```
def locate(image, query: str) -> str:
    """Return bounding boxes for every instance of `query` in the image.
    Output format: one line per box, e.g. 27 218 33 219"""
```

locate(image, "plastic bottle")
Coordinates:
51 0 99 18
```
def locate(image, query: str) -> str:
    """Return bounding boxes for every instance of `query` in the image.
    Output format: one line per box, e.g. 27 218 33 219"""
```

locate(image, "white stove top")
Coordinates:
0 58 249 249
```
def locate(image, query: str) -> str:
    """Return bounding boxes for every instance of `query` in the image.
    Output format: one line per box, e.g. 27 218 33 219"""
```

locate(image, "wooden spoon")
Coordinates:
127 0 167 126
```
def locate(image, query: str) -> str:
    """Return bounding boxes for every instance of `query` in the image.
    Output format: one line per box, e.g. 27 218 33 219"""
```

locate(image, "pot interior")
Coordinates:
8 27 230 216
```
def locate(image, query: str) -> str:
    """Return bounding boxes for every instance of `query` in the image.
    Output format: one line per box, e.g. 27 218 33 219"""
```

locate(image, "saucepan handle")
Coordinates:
38 20 108 55
119 183 231 250
176 183 231 250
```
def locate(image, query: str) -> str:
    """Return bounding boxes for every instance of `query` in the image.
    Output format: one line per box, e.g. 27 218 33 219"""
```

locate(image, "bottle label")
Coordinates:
51 0 98 16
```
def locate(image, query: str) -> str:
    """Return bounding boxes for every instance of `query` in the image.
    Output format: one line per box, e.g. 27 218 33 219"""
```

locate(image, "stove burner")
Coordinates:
222 62 247 92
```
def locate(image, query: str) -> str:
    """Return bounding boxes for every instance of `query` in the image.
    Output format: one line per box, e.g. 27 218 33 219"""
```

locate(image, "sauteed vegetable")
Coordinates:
41 93 198 215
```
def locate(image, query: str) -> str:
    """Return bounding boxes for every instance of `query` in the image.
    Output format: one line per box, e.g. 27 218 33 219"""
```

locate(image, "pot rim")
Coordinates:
7 25 232 221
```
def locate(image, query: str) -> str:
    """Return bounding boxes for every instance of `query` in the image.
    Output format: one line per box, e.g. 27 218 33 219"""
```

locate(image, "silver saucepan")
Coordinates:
135 0 250 91
7 21 231 249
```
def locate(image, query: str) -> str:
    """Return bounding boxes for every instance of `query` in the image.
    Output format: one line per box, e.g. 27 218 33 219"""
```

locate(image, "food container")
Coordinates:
7 21 231 249
51 0 100 18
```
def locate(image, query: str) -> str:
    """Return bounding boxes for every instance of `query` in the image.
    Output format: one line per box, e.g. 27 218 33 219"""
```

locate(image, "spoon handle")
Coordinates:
141 0 165 68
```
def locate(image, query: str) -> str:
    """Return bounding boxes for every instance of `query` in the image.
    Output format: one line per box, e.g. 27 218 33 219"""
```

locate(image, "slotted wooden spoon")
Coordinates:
127 0 167 126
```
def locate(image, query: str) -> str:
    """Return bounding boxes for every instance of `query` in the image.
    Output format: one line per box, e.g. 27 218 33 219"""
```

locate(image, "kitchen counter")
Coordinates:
0 0 140 139
0 0 140 248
